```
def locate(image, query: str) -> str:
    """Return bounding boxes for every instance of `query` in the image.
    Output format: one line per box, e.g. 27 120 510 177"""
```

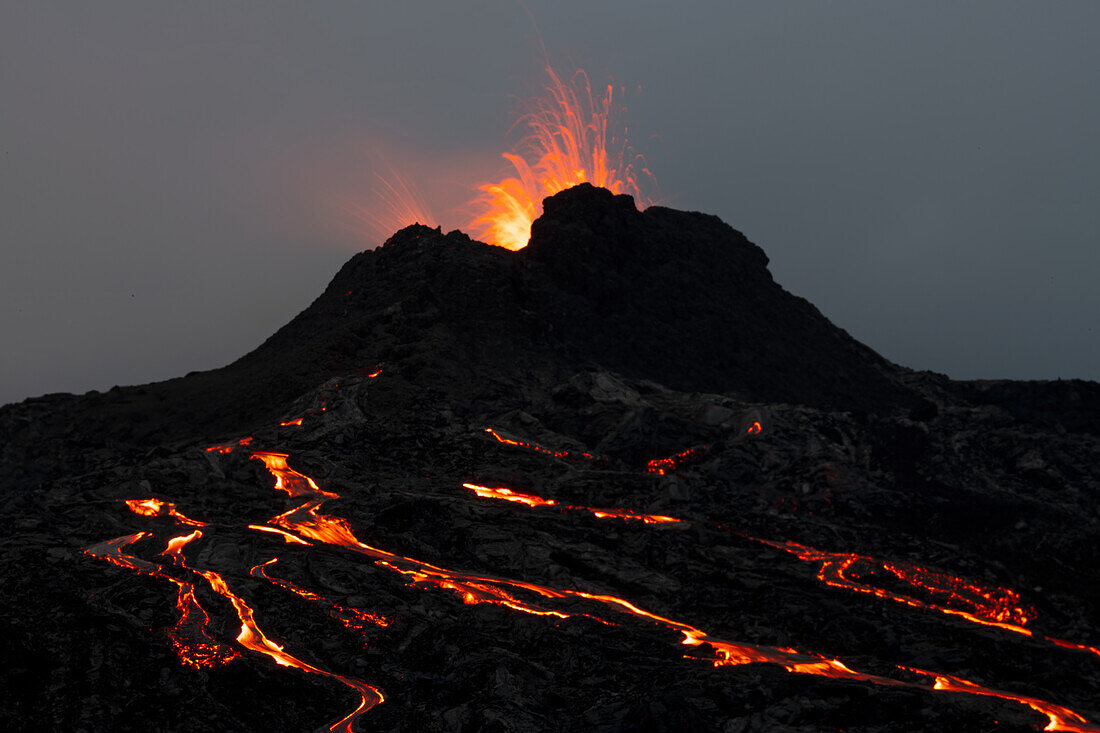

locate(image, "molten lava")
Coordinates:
84 532 240 670
252 559 391 635
85 528 383 731
464 477 1100 668
483 427 605 463
755 538 1036 631
245 450 1096 731
469 66 654 250
646 445 709 475
83 406 1100 731
124 498 206 526
204 436 253 454
462 483 678 524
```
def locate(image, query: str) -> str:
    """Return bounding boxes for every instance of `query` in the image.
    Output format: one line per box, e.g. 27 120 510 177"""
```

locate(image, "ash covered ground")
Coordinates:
2 185 1099 732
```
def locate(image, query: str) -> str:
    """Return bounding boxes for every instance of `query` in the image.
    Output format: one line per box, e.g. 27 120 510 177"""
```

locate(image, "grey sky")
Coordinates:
3 1 1098 406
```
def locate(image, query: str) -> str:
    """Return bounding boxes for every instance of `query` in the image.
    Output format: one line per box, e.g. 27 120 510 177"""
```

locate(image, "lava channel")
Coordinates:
84 531 239 670
85 529 383 732
252 558 391 636
242 450 1096 731
125 497 207 527
483 427 607 464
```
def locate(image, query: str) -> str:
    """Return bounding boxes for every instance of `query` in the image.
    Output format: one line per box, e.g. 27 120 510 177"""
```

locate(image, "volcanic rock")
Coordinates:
2 184 1098 732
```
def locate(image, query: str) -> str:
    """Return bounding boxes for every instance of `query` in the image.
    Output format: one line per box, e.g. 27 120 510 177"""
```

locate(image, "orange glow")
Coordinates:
196 567 384 732
248 524 312 545
590 509 680 524
252 559 391 633
753 538 1100 662
483 427 605 464
85 529 382 729
462 483 556 508
463 482 678 524
84 532 239 670
160 530 203 563
344 168 436 247
279 417 304 427
86 439 1100 731
912 668 1098 733
646 445 709 475
204 436 254 454
126 498 165 516
246 452 1098 730
251 451 339 499
164 579 242 669
469 67 654 250
747 420 763 435
755 538 1038 632
463 478 1100 664
124 497 207 526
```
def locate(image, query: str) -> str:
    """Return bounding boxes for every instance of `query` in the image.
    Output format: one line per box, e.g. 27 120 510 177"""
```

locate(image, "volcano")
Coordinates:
3 184 1099 732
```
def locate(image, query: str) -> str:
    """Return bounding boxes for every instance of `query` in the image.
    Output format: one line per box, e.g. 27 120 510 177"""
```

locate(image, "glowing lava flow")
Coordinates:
462 483 678 524
459 479 1100 726
477 425 1100 659
753 538 1035 632
205 436 254 454
462 483 557 509
750 537 1100 662
464 479 1100 671
252 559 391 635
646 421 763 475
646 445 709 476
911 669 1097 733
125 497 206 526
85 528 383 732
194 567 384 733
84 532 240 670
483 427 605 464
245 451 1096 731
469 66 654 250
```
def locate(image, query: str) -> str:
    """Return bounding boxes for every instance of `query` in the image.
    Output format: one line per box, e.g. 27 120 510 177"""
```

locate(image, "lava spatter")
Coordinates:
470 66 655 250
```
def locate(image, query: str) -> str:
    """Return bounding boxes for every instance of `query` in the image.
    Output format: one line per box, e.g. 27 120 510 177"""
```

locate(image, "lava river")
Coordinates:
84 408 1098 732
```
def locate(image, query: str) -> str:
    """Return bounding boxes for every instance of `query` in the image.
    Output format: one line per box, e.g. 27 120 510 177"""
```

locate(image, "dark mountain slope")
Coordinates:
2 184 1100 732
1 185 913 489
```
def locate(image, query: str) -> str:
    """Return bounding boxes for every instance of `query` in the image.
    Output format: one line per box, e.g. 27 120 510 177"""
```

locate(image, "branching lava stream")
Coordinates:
244 448 1096 731
85 525 383 732
83 418 1098 732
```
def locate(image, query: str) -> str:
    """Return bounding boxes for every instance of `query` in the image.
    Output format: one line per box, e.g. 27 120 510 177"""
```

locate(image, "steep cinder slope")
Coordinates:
0 184 922 491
